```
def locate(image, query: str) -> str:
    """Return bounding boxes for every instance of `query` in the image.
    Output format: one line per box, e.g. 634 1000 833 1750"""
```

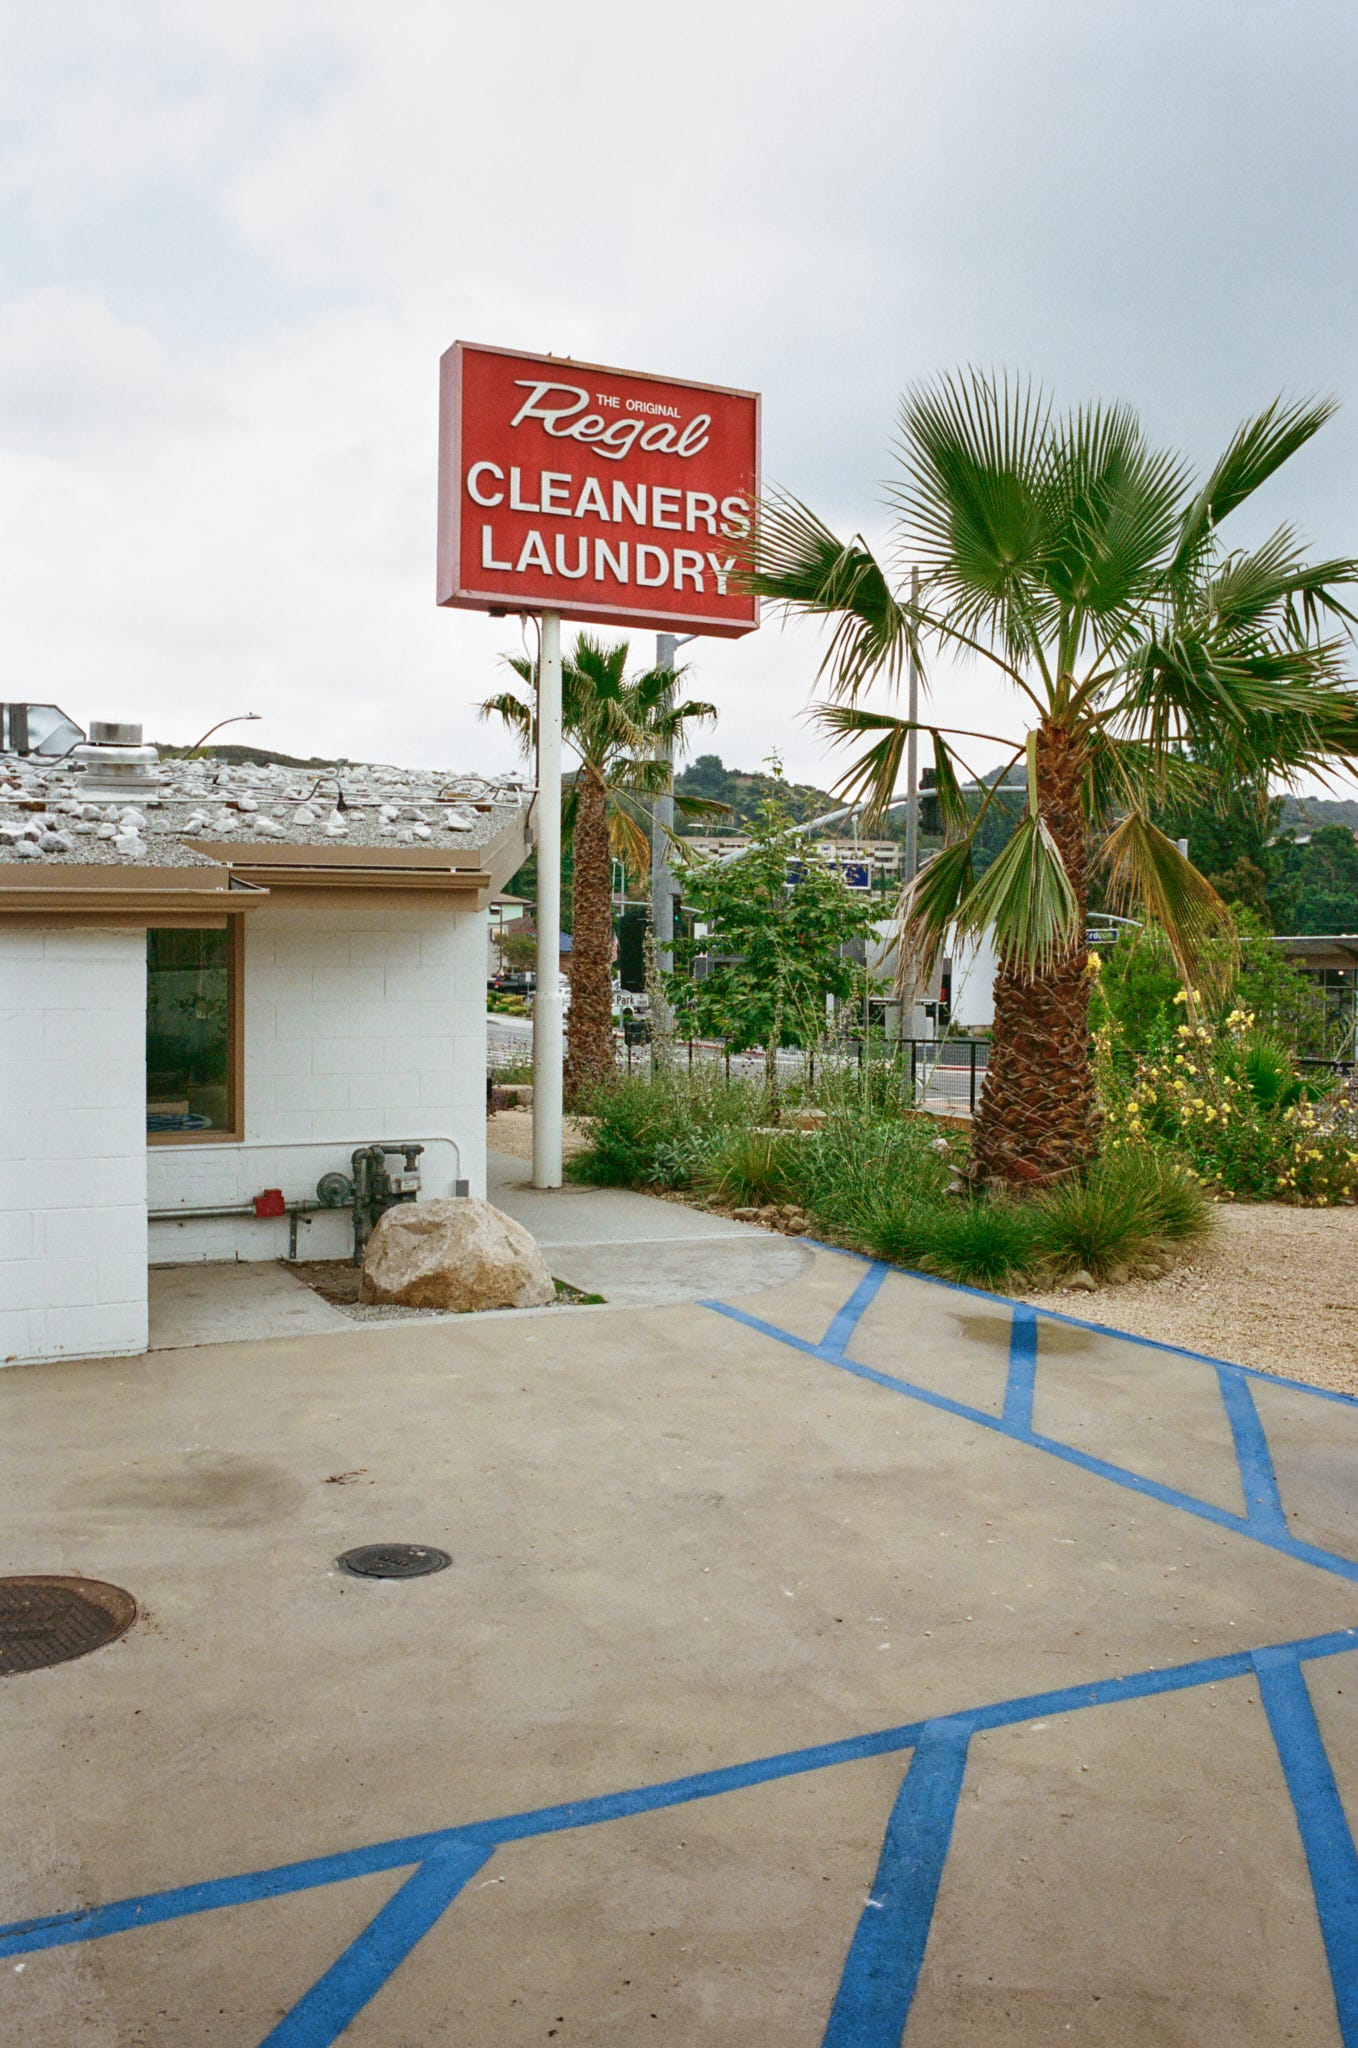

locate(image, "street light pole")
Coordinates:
533 612 564 1189
903 566 929 1040
904 565 921 889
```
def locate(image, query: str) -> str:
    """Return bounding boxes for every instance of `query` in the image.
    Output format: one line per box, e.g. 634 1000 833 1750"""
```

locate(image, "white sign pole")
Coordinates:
533 609 564 1188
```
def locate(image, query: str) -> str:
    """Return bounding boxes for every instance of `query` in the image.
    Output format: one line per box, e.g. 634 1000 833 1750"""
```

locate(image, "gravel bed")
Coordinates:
1025 1204 1358 1394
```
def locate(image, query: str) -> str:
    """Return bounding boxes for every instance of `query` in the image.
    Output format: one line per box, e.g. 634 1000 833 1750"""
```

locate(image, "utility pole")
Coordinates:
532 612 564 1189
903 566 932 1040
651 630 697 1032
904 564 921 889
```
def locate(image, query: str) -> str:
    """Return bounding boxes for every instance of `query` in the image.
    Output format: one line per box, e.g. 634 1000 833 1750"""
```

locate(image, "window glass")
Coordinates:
147 929 233 1134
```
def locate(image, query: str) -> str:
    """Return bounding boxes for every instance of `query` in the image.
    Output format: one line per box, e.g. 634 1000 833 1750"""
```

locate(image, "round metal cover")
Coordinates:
0 1575 137 1677
337 1543 451 1580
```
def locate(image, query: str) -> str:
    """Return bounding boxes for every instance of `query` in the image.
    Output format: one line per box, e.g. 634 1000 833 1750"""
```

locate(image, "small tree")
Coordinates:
667 797 880 1111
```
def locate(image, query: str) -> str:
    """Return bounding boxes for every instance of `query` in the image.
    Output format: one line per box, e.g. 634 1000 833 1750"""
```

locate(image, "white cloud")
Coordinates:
0 0 1354 795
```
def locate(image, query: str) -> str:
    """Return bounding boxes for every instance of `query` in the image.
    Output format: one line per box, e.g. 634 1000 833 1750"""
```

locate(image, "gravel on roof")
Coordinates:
0 749 530 869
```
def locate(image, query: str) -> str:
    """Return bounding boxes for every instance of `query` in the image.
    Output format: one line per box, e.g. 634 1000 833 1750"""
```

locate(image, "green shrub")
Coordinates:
1238 1034 1326 1113
1099 1008 1355 1202
921 1198 1044 1287
1035 1149 1209 1280
568 1070 759 1190
565 1067 1225 1292
699 1126 803 1206
798 1112 956 1233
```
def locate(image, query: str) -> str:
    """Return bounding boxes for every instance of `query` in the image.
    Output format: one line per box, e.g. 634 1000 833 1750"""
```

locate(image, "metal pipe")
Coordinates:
148 1199 341 1224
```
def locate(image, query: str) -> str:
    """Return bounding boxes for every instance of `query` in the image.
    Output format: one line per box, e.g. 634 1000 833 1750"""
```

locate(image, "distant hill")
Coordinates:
1277 795 1358 835
675 754 837 832
154 742 341 769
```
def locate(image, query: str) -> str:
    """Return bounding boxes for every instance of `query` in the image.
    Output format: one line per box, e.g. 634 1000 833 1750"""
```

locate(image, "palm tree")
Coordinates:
481 632 718 1095
750 372 1358 1185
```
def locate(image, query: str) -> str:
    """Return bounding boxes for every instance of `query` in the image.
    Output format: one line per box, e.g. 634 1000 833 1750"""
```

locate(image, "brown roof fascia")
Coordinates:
0 863 268 924
201 808 531 905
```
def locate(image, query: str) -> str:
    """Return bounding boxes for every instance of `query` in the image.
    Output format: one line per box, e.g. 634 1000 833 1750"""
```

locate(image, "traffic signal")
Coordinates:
919 766 942 837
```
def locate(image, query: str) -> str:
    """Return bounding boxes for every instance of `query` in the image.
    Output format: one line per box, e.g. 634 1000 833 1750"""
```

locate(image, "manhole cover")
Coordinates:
0 1576 137 1676
337 1544 451 1580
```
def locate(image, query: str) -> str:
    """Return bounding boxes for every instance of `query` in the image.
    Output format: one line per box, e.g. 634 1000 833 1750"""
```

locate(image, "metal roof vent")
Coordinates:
1 703 85 758
70 721 162 801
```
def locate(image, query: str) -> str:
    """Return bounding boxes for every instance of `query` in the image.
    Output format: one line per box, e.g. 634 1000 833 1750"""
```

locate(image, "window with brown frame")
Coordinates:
146 923 243 1141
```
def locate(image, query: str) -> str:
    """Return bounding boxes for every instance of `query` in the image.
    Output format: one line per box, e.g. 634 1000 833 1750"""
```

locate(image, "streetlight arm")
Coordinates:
190 713 262 751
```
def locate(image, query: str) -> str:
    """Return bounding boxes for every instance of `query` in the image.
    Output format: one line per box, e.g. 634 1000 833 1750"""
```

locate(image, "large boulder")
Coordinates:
359 1197 555 1312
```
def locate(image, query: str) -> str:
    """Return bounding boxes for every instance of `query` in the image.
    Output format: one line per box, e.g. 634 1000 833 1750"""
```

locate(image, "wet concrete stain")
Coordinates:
82 1453 308 1528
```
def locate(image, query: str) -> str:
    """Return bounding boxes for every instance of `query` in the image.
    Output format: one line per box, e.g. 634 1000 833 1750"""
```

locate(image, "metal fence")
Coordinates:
610 1032 992 1112
906 1038 990 1114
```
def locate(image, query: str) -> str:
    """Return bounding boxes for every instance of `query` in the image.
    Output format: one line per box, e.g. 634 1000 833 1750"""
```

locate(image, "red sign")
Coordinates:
437 342 760 638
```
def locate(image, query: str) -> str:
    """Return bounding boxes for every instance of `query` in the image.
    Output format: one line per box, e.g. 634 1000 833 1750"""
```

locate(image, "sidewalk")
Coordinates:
486 1145 811 1305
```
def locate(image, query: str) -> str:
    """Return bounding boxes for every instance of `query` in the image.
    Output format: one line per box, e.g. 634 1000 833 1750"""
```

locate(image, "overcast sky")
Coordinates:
3 1 1356 794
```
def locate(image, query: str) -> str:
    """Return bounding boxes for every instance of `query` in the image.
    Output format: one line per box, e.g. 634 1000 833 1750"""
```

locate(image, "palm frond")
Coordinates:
1114 628 1358 781
1081 729 1201 821
1173 394 1339 574
894 837 976 988
958 812 1080 977
890 368 1057 666
672 792 730 823
478 689 534 756
748 491 913 698
1038 400 1189 640
927 732 976 838
811 702 1021 832
1099 810 1235 990
606 801 653 874
812 704 907 822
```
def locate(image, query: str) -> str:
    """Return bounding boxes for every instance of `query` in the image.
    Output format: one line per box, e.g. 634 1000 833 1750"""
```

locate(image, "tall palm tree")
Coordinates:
481 632 718 1095
750 372 1358 1185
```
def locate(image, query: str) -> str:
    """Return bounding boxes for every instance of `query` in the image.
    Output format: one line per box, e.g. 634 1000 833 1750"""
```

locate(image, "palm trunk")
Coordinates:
565 767 617 1099
969 721 1099 1187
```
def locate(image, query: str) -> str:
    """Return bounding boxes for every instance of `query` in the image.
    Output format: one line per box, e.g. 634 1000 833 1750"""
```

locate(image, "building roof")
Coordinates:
0 743 534 915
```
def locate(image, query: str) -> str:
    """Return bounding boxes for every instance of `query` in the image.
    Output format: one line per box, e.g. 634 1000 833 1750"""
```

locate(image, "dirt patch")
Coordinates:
291 1259 363 1306
288 1258 601 1319
486 1107 589 1164
1025 1203 1358 1394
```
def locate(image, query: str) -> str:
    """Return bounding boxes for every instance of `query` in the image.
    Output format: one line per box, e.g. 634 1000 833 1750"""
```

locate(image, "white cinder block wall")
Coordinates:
148 900 487 1264
0 928 149 1366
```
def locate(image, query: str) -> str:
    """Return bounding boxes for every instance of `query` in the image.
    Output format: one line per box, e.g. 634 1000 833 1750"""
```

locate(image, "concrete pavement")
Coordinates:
3 1240 1358 2044
486 1146 813 1306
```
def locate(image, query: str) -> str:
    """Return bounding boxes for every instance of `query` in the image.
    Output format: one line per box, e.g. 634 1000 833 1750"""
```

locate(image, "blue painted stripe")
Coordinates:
258 1841 493 2048
5 1625 1356 1963
819 1261 890 1361
1217 1366 1289 1538
801 1238 1358 1409
1254 1649 1358 2045
703 1300 1358 1585
1004 1303 1039 1434
822 1721 970 2047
